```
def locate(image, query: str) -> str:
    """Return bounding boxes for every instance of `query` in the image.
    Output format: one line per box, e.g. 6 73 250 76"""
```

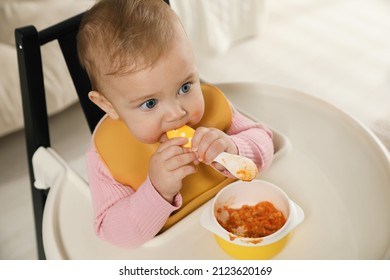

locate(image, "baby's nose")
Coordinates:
166 103 186 121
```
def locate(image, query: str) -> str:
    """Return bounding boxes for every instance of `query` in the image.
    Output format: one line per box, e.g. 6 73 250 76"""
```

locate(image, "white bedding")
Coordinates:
171 0 265 56
0 0 94 137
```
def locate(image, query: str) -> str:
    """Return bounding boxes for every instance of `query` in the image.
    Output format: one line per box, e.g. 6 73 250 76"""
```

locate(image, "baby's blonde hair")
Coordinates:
77 0 179 92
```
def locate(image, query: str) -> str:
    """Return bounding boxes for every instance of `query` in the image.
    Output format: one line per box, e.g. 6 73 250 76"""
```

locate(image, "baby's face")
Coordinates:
99 35 204 144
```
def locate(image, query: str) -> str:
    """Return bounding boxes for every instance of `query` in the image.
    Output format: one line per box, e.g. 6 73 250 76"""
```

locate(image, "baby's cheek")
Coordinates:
190 110 204 126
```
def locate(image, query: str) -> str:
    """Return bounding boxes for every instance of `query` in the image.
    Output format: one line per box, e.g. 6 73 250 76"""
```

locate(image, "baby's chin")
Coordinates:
135 134 162 145
158 133 168 143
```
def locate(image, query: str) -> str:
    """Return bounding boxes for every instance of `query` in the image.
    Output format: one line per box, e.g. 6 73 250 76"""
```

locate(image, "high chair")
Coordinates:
16 6 390 260
15 12 101 260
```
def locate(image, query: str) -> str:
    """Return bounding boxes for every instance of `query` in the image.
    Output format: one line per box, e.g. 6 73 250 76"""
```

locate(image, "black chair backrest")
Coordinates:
15 12 104 260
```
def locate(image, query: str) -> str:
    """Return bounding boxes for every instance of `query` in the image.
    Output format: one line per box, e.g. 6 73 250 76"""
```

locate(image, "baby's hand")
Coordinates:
191 127 238 170
149 137 197 203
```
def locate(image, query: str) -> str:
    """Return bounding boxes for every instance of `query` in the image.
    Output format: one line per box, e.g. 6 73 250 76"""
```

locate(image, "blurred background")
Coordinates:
0 0 389 259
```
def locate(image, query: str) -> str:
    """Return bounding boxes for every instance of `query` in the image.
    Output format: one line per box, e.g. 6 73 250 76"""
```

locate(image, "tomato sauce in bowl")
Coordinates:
216 201 286 238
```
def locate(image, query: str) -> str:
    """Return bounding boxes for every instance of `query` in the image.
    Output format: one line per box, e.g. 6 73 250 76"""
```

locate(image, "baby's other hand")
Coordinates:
149 137 197 203
191 127 238 167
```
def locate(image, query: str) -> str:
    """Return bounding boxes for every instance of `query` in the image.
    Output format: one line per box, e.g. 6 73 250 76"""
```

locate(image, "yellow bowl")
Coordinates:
200 180 304 260
214 233 290 260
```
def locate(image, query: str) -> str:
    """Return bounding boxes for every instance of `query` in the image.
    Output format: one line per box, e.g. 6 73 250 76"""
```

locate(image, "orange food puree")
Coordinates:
216 201 286 238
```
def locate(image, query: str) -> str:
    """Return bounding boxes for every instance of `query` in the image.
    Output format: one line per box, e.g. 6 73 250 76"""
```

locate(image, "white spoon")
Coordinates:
213 152 258 181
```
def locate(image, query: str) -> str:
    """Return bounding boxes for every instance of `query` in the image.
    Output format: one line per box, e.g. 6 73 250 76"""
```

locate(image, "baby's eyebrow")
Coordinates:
178 70 198 85
127 91 159 105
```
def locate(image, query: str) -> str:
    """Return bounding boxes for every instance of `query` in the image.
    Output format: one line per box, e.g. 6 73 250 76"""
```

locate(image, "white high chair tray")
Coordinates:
37 83 390 259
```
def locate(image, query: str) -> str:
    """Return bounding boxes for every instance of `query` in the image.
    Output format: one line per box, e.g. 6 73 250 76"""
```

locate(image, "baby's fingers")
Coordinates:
192 128 223 163
157 137 189 154
172 163 197 180
165 152 197 171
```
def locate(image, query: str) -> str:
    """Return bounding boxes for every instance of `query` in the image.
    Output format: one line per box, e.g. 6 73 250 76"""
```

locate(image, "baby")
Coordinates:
77 0 274 248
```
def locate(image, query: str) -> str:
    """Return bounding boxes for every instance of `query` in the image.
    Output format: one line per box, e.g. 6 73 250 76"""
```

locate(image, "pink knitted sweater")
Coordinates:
86 105 274 248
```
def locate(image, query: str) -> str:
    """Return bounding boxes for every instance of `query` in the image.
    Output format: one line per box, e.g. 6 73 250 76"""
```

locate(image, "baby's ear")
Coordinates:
88 91 119 120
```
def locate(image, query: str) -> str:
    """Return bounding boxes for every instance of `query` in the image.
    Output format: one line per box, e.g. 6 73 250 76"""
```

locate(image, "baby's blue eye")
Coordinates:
140 99 158 110
179 82 191 95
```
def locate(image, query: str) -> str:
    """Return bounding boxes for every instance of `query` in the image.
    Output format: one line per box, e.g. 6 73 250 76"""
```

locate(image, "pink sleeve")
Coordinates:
227 105 274 172
86 145 182 248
